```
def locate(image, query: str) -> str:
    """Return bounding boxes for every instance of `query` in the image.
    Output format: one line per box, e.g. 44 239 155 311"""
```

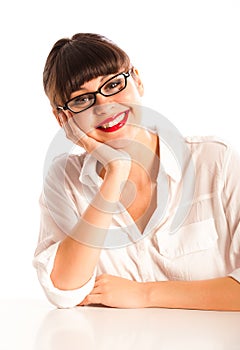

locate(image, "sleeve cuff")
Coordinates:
228 268 240 284
33 242 96 308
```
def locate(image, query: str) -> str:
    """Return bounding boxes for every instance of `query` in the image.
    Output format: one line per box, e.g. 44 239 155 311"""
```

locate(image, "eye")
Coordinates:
73 95 91 106
105 79 122 90
67 93 95 112
103 77 125 93
69 94 94 108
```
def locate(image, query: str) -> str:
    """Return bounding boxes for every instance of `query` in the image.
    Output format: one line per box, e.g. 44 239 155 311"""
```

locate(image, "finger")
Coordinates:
58 111 72 132
59 113 85 146
95 274 104 282
67 116 95 149
94 274 109 284
90 284 103 294
62 114 131 168
63 120 78 143
78 296 88 306
82 294 103 306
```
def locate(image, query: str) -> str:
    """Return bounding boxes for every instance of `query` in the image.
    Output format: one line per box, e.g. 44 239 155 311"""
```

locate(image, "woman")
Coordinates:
33 33 240 310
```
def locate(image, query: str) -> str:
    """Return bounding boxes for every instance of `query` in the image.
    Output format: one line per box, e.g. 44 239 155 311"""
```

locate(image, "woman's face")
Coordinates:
58 69 144 147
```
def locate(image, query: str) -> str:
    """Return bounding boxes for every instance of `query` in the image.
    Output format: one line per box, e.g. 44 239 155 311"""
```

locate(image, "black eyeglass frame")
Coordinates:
57 69 132 114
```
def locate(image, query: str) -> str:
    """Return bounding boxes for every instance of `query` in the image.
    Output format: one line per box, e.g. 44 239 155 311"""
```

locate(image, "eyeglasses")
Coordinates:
57 70 132 114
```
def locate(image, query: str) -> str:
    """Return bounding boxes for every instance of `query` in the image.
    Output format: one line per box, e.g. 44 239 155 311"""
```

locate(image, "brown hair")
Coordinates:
43 33 131 108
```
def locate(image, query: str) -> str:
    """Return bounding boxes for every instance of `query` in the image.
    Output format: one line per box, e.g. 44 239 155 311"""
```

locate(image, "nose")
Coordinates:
93 94 115 116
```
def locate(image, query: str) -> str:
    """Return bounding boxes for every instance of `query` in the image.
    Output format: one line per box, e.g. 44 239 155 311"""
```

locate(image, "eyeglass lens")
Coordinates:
67 73 128 113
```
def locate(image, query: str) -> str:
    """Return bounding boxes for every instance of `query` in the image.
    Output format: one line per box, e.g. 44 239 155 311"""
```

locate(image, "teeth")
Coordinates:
101 112 126 129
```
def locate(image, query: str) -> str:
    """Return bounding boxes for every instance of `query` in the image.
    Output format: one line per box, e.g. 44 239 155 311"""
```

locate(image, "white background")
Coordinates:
0 0 239 299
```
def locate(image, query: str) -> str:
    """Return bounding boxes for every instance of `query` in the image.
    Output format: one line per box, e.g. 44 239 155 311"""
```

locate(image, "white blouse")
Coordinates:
33 130 240 308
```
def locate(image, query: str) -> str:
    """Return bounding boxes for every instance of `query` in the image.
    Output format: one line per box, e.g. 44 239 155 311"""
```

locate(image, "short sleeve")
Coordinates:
33 153 96 308
33 241 96 308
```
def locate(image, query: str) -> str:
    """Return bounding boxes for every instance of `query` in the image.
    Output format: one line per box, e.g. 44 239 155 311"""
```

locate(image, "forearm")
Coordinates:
51 172 124 290
145 276 240 311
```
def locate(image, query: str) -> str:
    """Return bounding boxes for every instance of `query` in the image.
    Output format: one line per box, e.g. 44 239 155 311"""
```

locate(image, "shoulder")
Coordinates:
184 135 231 167
185 135 229 151
181 136 240 184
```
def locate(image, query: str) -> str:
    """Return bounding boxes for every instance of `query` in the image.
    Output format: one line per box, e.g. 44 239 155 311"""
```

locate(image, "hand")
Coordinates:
59 111 131 181
79 274 148 308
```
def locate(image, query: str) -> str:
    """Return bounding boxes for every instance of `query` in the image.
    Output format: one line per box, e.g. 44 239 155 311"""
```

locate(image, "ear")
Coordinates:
52 108 63 127
132 67 144 97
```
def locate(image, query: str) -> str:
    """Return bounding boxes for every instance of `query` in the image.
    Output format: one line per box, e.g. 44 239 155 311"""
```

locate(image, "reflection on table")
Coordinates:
35 303 240 350
1 299 240 350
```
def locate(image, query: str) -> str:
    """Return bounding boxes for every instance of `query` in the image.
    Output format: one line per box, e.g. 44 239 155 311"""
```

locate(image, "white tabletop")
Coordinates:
1 298 240 350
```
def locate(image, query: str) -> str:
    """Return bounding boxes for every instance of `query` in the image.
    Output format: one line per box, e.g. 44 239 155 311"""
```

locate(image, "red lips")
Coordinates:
96 110 129 133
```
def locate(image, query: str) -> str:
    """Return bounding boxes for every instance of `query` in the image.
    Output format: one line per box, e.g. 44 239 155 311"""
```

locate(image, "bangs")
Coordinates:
46 34 131 106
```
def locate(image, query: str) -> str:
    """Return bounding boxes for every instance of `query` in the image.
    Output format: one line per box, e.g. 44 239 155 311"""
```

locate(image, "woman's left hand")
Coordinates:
79 274 148 308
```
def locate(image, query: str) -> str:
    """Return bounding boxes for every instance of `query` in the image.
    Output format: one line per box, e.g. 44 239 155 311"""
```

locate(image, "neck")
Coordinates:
126 127 159 171
118 127 160 185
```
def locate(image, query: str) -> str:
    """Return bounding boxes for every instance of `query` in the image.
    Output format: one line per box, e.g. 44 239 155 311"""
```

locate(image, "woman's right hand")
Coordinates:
58 111 131 183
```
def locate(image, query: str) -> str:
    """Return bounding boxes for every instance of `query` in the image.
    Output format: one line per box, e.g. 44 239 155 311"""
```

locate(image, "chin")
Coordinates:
106 123 142 148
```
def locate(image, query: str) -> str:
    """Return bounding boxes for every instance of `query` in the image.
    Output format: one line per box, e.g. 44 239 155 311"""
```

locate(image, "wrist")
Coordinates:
101 171 128 199
140 282 155 308
142 281 164 308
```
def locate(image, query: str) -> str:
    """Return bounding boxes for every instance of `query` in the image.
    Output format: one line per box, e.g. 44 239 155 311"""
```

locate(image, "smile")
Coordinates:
96 110 129 133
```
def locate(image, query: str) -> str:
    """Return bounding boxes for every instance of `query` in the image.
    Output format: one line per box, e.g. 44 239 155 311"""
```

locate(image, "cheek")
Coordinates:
73 114 95 134
117 89 142 104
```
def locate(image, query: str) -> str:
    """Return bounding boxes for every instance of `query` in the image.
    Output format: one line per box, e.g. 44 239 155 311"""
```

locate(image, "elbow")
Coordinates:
44 289 82 309
36 266 96 309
